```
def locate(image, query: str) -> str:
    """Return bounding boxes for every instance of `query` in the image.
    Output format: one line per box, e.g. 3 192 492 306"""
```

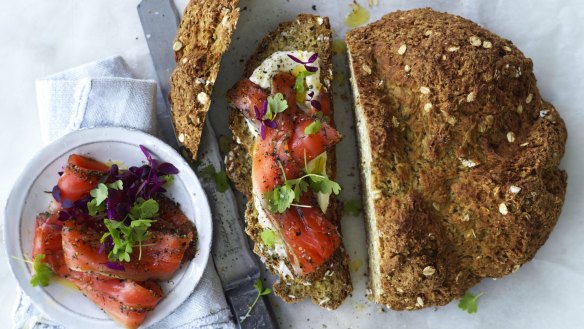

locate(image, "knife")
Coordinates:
137 1 278 328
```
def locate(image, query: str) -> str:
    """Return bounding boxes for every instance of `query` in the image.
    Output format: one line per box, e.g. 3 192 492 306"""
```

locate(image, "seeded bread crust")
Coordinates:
170 0 240 159
225 14 352 310
346 8 567 310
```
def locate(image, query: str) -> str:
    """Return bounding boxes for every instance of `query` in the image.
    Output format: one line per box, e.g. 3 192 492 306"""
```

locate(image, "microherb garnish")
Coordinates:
199 165 229 192
294 70 314 94
260 229 280 249
304 119 321 135
240 278 272 323
88 180 123 216
266 93 288 119
458 291 484 314
254 93 288 139
287 53 319 72
100 198 158 262
265 160 341 213
343 199 363 216
28 254 54 287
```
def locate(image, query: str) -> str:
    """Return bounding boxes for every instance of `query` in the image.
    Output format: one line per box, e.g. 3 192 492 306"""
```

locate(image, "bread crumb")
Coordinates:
416 297 424 307
424 30 433 36
503 45 512 52
499 203 509 215
317 17 324 25
466 92 476 102
482 40 492 48
398 44 407 55
526 93 533 104
517 104 523 114
404 64 411 72
420 86 430 95
178 133 185 143
447 46 460 52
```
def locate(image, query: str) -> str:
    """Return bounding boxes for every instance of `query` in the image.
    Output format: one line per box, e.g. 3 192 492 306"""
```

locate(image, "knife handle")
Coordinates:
226 281 279 329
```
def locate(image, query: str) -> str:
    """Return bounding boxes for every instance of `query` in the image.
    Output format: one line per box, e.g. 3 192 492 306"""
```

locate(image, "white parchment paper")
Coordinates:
200 0 584 328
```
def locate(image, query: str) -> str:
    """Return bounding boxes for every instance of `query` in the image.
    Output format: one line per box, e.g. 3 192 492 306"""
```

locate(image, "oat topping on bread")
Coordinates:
346 8 567 310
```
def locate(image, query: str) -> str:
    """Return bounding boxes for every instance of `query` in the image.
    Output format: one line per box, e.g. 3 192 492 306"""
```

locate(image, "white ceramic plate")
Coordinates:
4 127 212 328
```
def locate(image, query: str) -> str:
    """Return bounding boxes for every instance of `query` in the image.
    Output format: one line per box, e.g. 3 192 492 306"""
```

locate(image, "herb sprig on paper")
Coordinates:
458 291 484 314
240 278 272 323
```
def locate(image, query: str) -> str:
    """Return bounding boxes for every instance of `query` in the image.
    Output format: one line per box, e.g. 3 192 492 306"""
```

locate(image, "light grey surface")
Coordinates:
1 0 583 328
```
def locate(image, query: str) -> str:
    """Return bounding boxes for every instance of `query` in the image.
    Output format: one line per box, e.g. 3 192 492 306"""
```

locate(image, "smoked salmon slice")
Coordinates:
33 212 163 329
62 219 192 281
66 271 163 329
229 72 342 276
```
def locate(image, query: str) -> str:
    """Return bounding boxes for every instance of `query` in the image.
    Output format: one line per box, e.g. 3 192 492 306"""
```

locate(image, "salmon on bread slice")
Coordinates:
225 14 352 309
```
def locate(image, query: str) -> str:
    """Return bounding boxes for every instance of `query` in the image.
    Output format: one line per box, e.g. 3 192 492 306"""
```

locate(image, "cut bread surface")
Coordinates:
170 0 240 159
225 14 352 310
346 8 567 310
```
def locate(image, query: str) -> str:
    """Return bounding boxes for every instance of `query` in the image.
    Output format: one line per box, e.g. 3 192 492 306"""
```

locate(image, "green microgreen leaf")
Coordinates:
90 183 108 205
198 164 230 193
294 70 314 94
241 279 272 323
458 291 484 314
101 198 159 262
266 93 288 120
161 174 175 188
304 119 321 135
87 198 106 216
264 159 342 214
260 229 281 249
107 179 123 190
343 199 363 216
29 254 54 287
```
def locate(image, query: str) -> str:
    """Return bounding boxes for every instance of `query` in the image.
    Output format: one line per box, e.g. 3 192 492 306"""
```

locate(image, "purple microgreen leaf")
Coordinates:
254 105 261 120
61 199 74 209
52 185 62 203
264 120 277 129
139 145 152 164
102 261 125 271
307 91 315 98
307 53 318 63
305 65 318 73
157 162 179 175
261 99 268 117
57 171 63 176
58 210 71 221
260 124 266 140
310 100 322 111
287 54 303 64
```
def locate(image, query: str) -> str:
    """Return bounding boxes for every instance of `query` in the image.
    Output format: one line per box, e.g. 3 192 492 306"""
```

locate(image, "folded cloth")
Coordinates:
15 56 236 329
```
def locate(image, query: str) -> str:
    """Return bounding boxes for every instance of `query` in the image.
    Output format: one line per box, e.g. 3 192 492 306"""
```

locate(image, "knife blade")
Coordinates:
136 1 278 328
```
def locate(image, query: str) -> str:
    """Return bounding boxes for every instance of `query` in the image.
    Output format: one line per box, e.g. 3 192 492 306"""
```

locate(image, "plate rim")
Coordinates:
4 127 212 328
